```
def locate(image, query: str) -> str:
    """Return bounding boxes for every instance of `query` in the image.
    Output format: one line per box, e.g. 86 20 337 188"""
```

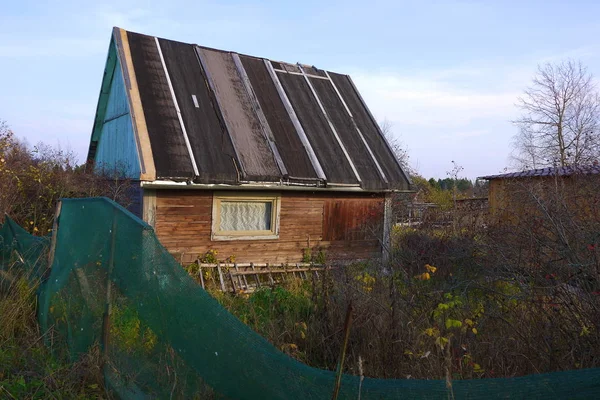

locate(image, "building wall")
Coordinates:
152 190 385 264
94 55 141 179
487 179 504 216
487 175 600 223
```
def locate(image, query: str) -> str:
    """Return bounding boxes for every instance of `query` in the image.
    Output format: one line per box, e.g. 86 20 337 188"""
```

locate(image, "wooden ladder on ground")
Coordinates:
192 262 324 294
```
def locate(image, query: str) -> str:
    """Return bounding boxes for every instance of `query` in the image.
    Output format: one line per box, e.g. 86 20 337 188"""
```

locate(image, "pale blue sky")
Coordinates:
2 0 600 179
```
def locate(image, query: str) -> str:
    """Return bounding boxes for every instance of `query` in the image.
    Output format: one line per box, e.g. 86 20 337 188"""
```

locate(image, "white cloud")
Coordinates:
339 61 539 178
350 71 521 129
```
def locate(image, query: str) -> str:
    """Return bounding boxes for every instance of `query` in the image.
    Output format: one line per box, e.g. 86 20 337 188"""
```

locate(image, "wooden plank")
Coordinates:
229 269 237 294
142 189 156 227
217 263 226 292
228 267 323 276
234 263 247 290
197 259 205 289
154 190 383 264
116 28 156 180
382 192 392 263
251 262 260 288
47 200 62 270
196 262 322 268
296 263 306 280
266 263 274 285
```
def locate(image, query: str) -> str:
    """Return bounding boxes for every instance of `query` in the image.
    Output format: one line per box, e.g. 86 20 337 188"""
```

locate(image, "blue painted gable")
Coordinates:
93 41 141 179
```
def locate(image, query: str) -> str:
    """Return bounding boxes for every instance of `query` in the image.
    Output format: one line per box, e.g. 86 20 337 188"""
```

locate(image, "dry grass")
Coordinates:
212 211 600 381
0 263 105 399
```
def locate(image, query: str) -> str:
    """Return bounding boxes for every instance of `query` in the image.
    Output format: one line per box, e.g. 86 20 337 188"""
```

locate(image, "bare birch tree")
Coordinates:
512 60 600 169
379 119 414 175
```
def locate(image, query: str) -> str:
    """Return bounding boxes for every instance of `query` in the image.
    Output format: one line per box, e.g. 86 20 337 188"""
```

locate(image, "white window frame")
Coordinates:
211 192 281 241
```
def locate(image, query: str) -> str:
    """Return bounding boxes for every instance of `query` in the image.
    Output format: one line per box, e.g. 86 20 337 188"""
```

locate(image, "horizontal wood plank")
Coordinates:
154 190 384 263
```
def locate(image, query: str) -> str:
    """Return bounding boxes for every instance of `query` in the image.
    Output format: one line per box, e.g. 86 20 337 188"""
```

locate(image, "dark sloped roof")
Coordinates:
480 165 600 180
92 28 411 191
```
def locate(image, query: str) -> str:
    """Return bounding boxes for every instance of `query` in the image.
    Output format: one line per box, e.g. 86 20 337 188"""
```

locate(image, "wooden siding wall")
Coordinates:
94 55 141 179
488 175 600 224
153 190 384 264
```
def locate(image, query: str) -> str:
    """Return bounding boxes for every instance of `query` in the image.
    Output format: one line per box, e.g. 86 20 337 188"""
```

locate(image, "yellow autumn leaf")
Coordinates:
435 336 449 349
445 319 462 329
472 328 478 334
473 363 485 373
465 319 473 326
424 328 436 337
414 272 430 280
425 264 437 273
580 326 590 336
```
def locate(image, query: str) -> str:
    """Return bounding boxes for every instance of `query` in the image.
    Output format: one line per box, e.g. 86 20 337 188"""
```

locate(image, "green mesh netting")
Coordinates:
0 214 49 281
2 197 600 399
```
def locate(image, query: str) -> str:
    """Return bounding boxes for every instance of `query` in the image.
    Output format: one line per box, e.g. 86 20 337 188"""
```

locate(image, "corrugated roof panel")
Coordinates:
301 65 327 77
309 77 386 190
480 165 600 180
239 55 318 180
157 39 239 184
196 47 280 182
96 28 413 190
277 71 358 185
127 32 194 179
329 72 410 190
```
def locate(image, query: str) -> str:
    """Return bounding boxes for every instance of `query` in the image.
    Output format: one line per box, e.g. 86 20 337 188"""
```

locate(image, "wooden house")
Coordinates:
87 28 412 264
480 165 600 222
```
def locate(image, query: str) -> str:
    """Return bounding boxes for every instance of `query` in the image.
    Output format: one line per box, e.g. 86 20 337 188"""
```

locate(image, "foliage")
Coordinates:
302 247 327 264
203 199 600 381
0 119 133 235
199 249 219 264
0 265 104 398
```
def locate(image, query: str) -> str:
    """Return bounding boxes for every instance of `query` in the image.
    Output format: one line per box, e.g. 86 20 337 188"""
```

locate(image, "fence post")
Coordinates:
382 193 392 264
45 200 62 277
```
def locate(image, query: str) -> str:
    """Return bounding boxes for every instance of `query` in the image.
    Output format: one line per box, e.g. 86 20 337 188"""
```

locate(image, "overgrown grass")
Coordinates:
0 264 105 399
206 225 600 381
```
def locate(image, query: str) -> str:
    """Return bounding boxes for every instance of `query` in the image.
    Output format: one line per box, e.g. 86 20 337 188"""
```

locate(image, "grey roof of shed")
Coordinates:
480 165 600 180
90 28 411 191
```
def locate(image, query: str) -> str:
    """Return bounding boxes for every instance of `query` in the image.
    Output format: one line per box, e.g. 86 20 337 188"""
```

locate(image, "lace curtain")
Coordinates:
220 201 272 231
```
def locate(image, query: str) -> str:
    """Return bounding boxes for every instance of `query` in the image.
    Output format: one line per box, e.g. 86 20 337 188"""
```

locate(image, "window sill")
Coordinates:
211 234 280 241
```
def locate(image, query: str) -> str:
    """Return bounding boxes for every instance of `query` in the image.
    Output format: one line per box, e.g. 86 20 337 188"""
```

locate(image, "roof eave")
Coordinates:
141 179 414 193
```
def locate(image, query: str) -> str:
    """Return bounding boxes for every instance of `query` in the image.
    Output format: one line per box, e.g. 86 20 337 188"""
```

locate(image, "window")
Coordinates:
211 193 281 240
